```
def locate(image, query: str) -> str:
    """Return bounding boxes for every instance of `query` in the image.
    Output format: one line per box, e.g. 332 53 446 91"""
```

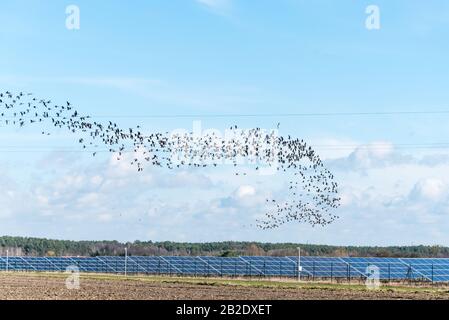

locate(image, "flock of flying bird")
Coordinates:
0 91 340 229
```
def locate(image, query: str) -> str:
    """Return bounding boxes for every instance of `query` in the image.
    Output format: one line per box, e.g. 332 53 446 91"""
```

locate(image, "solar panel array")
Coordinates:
1 256 449 282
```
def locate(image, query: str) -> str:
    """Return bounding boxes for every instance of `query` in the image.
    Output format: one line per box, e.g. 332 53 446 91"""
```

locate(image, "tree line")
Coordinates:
0 236 447 258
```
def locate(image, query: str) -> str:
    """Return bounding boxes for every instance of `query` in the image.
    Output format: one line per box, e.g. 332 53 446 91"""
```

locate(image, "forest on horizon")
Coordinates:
0 236 447 258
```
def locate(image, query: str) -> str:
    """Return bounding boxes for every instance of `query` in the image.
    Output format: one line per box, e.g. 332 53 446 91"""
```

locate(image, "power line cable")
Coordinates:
82 110 449 119
2 142 449 152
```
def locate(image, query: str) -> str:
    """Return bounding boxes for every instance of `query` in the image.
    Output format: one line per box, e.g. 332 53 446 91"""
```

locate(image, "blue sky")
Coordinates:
1 0 449 245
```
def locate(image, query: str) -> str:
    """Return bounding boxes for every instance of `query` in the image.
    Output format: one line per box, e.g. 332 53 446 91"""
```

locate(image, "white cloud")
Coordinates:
5 133 449 244
409 178 447 201
419 154 449 167
195 0 231 15
77 192 101 207
329 141 401 171
97 213 113 222
236 185 256 198
196 0 229 9
310 137 358 160
219 184 269 210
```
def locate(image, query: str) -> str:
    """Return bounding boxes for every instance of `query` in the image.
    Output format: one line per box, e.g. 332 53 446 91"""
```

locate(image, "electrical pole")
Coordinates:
124 247 128 276
297 247 302 281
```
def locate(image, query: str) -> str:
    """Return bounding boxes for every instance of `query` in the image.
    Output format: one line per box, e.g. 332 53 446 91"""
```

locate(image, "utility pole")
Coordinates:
6 249 9 272
124 247 128 276
297 247 302 281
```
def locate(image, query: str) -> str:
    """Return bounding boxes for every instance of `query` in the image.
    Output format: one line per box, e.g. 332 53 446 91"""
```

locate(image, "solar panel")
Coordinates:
0 255 449 282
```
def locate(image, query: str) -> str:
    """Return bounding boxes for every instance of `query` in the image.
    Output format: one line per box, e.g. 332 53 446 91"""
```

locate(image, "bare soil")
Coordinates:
0 273 448 300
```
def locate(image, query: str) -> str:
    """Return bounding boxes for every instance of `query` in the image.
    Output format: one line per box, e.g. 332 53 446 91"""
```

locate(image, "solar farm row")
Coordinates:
1 256 448 282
